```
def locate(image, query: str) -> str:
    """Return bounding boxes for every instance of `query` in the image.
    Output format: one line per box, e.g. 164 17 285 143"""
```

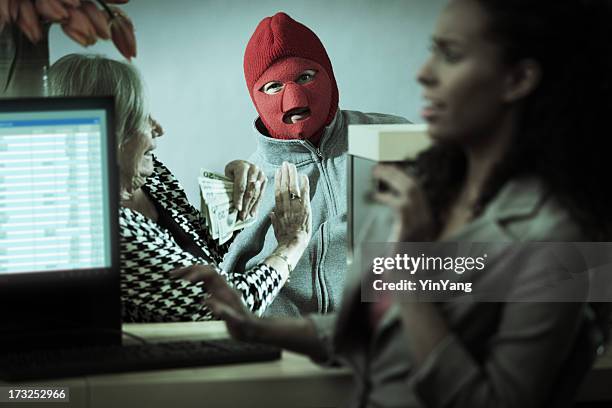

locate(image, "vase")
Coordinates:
0 23 50 98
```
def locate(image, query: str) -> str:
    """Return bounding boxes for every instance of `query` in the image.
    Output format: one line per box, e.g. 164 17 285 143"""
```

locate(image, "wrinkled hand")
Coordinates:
371 164 434 242
224 160 267 221
170 264 257 341
271 161 311 248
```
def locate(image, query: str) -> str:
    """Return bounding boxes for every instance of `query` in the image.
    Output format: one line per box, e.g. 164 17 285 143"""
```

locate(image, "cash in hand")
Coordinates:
199 169 256 245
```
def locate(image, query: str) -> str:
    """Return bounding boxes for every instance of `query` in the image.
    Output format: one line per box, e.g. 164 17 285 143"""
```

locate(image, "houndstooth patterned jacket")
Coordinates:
120 158 281 322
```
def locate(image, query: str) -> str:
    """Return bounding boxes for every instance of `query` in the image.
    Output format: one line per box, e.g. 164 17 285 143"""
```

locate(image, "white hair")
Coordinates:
49 54 151 199
49 53 149 145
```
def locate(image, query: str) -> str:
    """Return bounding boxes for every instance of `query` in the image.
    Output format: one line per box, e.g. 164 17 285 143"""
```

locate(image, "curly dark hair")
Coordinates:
415 0 612 241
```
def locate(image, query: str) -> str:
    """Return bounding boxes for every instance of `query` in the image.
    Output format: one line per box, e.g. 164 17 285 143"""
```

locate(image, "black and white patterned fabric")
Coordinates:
120 157 282 322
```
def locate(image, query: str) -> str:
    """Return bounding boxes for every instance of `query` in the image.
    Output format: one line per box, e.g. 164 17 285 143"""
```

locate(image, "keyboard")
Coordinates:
0 338 281 381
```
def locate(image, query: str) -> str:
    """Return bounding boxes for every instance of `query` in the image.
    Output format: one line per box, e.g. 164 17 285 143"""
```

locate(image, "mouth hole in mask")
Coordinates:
283 107 311 124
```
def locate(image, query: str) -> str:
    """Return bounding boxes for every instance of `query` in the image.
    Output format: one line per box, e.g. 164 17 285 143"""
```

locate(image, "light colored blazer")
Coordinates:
310 178 592 408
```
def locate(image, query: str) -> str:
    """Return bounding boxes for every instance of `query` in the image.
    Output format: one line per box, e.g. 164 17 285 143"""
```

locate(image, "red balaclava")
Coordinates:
244 12 339 144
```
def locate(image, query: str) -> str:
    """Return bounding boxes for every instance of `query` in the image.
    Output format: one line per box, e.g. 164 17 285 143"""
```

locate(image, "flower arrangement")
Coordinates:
0 0 136 60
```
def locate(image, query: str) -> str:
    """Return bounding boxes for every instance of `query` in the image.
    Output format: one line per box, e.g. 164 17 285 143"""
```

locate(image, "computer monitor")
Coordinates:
0 97 120 352
347 124 431 268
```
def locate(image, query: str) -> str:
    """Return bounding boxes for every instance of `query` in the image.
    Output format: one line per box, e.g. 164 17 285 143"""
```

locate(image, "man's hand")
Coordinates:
224 160 267 221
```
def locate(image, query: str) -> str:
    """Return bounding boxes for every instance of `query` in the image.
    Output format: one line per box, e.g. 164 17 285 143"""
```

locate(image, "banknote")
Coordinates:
199 169 256 245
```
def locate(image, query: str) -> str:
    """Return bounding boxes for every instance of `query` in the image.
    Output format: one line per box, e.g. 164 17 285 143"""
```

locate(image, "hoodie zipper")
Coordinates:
303 140 323 160
303 141 339 218
318 222 329 313
303 140 334 313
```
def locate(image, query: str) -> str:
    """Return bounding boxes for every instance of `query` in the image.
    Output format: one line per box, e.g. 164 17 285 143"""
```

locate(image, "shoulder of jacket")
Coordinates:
519 195 584 241
341 110 411 125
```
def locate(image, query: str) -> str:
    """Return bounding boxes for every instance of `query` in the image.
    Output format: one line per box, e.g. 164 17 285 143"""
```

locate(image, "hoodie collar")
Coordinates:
253 110 346 165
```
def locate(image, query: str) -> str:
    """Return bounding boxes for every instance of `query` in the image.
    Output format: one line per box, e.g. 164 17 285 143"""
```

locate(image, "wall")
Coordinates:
50 0 445 204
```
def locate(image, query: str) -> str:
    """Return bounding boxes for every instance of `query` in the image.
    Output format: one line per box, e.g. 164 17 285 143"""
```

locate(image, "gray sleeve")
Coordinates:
306 313 340 366
409 302 586 408
343 110 411 125
364 112 411 124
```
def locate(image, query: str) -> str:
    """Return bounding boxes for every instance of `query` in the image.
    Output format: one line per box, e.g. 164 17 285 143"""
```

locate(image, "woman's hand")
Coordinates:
170 264 258 341
224 160 267 221
170 264 328 361
271 162 312 249
372 164 435 242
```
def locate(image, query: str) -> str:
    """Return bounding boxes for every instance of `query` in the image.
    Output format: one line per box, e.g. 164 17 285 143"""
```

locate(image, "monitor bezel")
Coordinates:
0 96 119 285
0 96 121 351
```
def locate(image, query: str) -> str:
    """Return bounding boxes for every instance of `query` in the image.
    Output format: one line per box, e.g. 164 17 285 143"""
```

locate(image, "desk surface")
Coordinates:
91 322 352 408
2 322 353 408
3 322 611 408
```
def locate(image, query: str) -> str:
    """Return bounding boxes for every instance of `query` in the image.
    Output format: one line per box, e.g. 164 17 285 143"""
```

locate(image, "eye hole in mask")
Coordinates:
260 70 318 95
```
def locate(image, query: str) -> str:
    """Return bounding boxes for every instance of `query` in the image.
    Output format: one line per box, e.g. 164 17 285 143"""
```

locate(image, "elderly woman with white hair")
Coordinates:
49 53 311 322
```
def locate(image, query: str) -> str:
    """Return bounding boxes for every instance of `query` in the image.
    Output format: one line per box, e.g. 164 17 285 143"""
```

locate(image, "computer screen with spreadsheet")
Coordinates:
0 97 121 351
0 110 112 275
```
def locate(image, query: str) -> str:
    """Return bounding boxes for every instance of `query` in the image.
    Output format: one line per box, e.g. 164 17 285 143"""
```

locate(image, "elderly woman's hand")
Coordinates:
371 164 435 242
224 160 267 221
271 162 312 249
170 264 259 341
